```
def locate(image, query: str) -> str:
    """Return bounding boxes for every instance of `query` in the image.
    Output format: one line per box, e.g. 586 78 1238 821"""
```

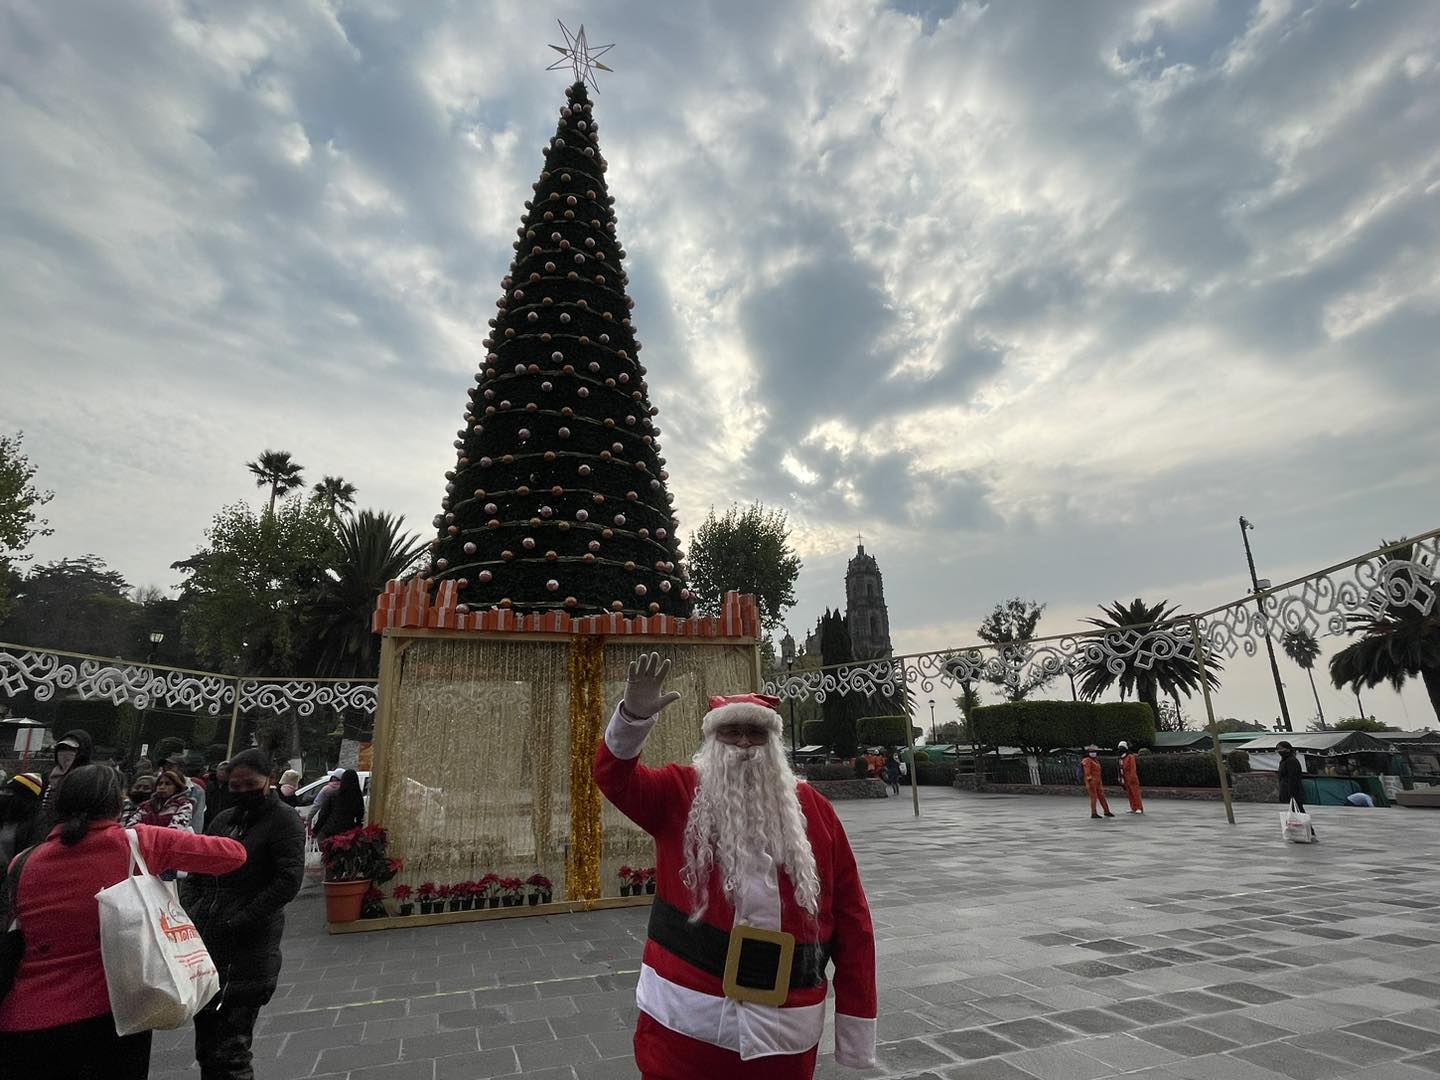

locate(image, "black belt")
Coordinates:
647 898 831 991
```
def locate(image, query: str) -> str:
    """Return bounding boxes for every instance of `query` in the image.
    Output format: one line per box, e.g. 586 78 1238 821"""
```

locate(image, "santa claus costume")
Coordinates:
593 653 877 1080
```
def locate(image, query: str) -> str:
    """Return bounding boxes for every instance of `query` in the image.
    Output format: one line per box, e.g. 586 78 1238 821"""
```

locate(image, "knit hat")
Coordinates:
702 693 784 739
7 772 42 798
329 768 346 781
1117 741 1129 750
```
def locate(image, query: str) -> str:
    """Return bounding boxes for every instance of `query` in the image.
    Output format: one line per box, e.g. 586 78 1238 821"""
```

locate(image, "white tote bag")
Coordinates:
97 829 221 1035
1280 799 1315 844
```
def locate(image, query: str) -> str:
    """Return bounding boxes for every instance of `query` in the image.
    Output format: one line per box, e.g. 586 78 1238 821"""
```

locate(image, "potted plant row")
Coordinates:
618 866 657 896
401 874 556 915
320 825 401 924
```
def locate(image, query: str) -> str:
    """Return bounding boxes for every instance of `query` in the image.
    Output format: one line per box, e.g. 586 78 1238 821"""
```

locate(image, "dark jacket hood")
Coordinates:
54 728 94 768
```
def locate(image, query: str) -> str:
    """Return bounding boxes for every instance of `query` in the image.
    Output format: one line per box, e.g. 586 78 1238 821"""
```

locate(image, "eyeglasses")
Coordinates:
714 725 771 745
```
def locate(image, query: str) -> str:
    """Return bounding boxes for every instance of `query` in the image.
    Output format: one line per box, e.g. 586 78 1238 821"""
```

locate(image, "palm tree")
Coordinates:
1076 598 1222 729
1281 629 1327 730
245 450 306 515
303 510 426 679
310 475 358 518
1328 541 1440 722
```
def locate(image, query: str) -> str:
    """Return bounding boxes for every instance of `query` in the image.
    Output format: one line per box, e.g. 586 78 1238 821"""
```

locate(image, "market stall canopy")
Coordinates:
1241 731 1390 755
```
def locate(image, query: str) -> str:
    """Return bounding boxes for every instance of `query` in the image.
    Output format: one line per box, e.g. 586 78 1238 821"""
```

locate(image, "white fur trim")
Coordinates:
834 1014 877 1068
604 703 656 760
636 963 826 1060
701 701 783 738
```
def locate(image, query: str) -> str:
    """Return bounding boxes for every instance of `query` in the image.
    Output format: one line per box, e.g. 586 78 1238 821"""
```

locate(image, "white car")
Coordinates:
295 771 371 822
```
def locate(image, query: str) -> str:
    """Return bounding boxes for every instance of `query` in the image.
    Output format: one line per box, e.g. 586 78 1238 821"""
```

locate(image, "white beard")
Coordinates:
681 737 821 921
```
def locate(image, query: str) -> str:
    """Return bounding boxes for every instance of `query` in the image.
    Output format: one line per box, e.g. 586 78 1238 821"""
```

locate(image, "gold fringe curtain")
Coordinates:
566 635 606 901
371 636 757 904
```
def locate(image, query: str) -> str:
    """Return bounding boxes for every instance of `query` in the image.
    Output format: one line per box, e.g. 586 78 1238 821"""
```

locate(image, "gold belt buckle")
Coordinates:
722 923 796 1006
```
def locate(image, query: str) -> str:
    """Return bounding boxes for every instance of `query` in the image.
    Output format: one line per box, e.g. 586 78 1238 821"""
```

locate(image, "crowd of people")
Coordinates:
0 738 315 1080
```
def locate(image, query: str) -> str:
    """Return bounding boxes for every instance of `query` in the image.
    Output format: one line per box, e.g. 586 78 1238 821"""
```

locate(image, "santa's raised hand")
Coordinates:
622 651 681 720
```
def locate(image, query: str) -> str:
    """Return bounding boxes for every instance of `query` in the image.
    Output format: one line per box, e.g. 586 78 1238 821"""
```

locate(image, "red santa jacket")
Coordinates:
594 705 877 1067
1082 755 1104 788
1120 754 1139 787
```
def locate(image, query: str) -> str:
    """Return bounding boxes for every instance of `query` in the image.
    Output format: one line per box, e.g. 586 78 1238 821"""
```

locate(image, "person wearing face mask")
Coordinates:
593 653 878 1079
120 775 156 827
179 748 305 1079
1082 745 1114 820
41 729 93 815
1117 742 1144 814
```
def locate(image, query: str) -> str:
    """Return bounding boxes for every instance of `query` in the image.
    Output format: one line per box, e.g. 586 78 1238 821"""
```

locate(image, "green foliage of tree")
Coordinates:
931 720 968 744
245 449 306 516
686 503 801 631
0 555 136 657
1328 540 1440 724
856 715 922 746
1330 716 1398 732
0 432 54 621
310 475 358 518
1077 598 1221 724
976 598 1052 701
819 609 861 757
1212 717 1269 734
1282 628 1327 729
972 699 1157 753
173 498 336 674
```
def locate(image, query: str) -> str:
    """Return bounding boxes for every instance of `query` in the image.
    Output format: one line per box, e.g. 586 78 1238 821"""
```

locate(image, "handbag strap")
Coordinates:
124 828 154 879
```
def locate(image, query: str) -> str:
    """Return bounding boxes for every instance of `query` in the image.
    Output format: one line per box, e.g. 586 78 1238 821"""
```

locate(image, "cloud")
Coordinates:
1 0 1438 728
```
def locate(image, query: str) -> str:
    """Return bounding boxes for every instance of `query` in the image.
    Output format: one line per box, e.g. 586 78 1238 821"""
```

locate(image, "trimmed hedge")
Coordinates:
1227 749 1251 774
801 764 855 781
971 700 1156 752
916 764 958 786
857 716 923 746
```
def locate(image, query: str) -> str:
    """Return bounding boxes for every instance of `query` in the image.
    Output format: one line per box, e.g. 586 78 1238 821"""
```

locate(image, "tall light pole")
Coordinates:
928 699 936 744
1239 517 1293 732
133 630 164 760
781 629 798 769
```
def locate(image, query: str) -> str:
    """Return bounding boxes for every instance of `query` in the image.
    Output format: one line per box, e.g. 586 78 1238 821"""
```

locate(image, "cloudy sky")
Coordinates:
3 0 1437 728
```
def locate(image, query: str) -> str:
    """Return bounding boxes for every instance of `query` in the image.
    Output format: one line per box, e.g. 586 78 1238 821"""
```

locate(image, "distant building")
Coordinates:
845 542 893 661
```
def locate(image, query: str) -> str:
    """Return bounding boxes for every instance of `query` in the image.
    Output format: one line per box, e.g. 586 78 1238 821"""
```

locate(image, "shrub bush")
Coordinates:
910 751 931 763
980 752 1222 788
801 720 829 745
801 764 855 781
971 700 1156 752
1137 753 1220 788
1227 749 1251 774
856 716 922 746
916 764 958 786
852 756 872 778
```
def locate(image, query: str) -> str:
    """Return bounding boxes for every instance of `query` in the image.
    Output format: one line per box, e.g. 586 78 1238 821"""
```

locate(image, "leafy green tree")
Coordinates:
245 449 306 516
0 555 137 657
0 432 54 621
976 598 1053 701
310 475 358 519
1328 541 1440 723
951 677 983 741
1076 598 1221 724
931 720 967 744
1331 716 1397 732
173 498 336 674
1281 629 1327 730
686 503 801 631
819 609 861 757
302 510 425 680
1213 717 1268 734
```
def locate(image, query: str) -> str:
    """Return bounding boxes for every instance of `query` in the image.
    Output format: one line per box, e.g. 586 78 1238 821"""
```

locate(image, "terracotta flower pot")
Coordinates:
324 879 369 924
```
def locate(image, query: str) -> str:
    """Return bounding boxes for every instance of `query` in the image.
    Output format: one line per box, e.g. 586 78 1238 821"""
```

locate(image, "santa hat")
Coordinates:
702 693 783 738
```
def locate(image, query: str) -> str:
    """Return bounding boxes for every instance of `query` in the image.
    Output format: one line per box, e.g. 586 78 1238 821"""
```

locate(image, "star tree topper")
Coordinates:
547 20 614 92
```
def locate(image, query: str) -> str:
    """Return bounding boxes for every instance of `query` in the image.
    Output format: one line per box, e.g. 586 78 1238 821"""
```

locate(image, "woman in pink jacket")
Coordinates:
0 764 247 1079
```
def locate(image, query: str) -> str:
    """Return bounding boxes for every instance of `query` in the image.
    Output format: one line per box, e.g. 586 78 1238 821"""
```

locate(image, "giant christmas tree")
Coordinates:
427 80 694 619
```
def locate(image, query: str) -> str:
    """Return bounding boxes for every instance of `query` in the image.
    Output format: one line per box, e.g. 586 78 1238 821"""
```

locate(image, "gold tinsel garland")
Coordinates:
566 635 606 901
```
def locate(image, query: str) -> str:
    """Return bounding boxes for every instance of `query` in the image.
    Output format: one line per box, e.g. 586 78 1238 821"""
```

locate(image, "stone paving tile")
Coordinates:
144 792 1440 1080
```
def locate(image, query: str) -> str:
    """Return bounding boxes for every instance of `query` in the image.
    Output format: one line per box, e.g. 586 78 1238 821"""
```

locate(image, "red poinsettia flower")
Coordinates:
393 884 413 901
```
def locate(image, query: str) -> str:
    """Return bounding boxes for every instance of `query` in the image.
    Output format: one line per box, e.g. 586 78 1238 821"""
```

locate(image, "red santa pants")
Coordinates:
1124 778 1143 812
1087 782 1111 816
635 1012 819 1079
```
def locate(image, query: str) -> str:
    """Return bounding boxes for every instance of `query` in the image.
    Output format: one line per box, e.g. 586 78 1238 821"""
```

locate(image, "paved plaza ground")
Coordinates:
150 788 1440 1080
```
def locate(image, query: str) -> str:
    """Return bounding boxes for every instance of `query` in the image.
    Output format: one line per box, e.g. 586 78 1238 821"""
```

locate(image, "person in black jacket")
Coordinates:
180 748 304 1079
41 728 93 815
311 768 364 841
1276 740 1317 840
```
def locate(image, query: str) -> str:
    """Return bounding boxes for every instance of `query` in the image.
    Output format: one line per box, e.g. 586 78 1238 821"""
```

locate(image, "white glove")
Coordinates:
622 652 681 720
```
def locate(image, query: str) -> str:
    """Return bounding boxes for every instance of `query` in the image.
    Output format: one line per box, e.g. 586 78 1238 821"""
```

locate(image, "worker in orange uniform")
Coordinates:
1117 740 1143 814
1082 745 1114 819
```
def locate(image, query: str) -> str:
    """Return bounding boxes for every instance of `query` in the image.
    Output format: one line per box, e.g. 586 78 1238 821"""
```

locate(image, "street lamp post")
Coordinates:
133 630 164 761
928 699 936 744
1239 516 1294 733
781 630 798 770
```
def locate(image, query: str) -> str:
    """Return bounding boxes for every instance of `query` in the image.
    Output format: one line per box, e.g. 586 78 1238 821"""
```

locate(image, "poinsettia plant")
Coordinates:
393 884 413 902
319 825 400 885
526 873 553 892
478 872 499 898
417 882 438 901
362 885 387 918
